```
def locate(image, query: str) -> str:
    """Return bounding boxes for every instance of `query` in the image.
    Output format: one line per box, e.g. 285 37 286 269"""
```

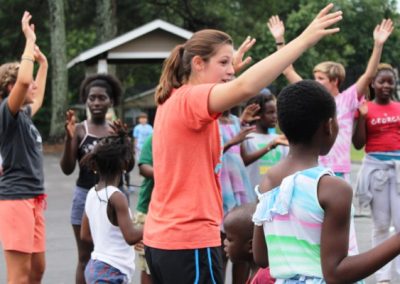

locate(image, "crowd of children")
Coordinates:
2 4 400 284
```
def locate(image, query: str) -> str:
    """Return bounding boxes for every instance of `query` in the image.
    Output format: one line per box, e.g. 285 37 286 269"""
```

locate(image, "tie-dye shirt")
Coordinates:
219 114 254 215
253 167 360 281
319 84 363 173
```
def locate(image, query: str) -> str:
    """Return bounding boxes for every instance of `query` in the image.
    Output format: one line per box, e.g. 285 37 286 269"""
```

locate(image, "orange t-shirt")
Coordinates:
143 84 223 249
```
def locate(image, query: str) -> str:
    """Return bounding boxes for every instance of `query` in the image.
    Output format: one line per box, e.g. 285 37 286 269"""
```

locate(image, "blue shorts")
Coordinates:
85 259 128 284
70 186 89 225
275 275 365 284
275 275 324 284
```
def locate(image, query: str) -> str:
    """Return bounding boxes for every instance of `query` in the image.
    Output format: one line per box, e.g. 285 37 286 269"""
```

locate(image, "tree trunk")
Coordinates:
96 0 118 44
96 0 122 118
48 0 68 141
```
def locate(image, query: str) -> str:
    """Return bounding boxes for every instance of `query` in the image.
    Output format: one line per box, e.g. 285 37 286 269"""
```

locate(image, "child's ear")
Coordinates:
323 118 334 136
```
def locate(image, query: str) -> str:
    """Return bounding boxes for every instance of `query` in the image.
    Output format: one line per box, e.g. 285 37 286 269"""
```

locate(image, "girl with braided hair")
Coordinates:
80 122 142 284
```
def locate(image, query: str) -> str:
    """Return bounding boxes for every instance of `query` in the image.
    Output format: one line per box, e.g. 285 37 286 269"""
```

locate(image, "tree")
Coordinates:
96 0 117 44
48 0 68 140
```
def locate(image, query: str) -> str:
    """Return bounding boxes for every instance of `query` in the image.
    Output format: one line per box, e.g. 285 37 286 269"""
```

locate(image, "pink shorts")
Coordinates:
0 195 46 253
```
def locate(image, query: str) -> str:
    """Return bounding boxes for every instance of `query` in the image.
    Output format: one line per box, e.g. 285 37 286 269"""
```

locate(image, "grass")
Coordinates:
351 145 365 163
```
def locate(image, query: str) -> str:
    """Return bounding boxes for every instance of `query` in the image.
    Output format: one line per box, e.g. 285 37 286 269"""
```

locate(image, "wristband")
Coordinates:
275 42 284 46
21 56 34 62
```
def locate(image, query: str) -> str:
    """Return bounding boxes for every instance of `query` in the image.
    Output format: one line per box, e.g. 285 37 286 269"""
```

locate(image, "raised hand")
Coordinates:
110 119 129 136
373 18 394 46
228 126 256 147
267 15 285 42
21 11 36 43
272 134 289 148
65 110 76 139
358 101 368 117
299 3 342 48
233 36 256 73
34 45 47 65
240 103 261 124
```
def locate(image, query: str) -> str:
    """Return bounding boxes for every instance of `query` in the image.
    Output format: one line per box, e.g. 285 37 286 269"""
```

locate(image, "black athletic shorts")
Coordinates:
145 246 223 284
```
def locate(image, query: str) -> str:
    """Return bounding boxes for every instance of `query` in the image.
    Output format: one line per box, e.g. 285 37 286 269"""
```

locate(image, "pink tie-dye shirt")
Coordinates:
319 84 363 173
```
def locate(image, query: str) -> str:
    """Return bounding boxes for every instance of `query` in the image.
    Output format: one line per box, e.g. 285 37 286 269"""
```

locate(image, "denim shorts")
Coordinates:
70 186 89 225
85 259 128 284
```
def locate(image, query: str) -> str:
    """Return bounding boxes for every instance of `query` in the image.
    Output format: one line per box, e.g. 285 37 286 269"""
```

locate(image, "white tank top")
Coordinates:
85 185 135 281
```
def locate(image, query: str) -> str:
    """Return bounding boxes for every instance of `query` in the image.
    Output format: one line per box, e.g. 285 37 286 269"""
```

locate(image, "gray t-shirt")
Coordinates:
0 99 44 199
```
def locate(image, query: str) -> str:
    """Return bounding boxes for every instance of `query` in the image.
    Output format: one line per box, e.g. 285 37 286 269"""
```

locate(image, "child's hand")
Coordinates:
240 103 261 124
34 45 47 65
64 110 76 139
272 135 288 148
134 240 145 252
233 36 256 74
358 101 368 117
373 18 393 47
110 119 128 136
299 3 342 48
267 15 285 43
229 126 256 146
21 11 36 43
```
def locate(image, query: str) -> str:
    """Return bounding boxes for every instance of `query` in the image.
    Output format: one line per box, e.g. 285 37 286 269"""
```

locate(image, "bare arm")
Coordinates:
7 11 36 116
319 176 400 283
352 102 368 150
253 225 269 268
139 164 153 179
241 135 288 166
80 213 93 243
208 4 341 114
110 191 143 245
355 19 393 98
60 110 79 175
267 15 303 84
31 45 48 116
223 126 255 153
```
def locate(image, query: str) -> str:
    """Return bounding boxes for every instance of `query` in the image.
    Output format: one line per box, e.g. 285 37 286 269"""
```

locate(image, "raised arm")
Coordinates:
355 19 393 98
31 45 48 116
267 15 303 84
241 135 288 166
60 110 79 175
319 176 400 283
352 102 368 150
223 126 255 153
7 11 36 116
208 3 342 114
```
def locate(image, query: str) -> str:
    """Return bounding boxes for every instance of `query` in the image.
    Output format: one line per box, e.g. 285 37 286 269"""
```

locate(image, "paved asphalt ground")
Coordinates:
0 154 396 283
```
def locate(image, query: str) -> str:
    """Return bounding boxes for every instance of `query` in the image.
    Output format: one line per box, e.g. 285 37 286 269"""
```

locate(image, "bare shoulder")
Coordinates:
258 162 288 194
318 175 353 210
109 190 129 209
75 122 86 140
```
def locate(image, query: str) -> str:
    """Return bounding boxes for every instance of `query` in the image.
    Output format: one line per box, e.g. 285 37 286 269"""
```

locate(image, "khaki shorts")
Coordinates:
133 211 150 275
0 196 46 253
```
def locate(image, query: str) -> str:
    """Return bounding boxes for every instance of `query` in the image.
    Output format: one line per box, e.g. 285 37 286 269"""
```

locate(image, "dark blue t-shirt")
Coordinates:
0 99 44 199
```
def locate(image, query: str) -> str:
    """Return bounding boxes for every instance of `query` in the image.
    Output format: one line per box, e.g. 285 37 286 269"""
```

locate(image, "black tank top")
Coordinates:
76 120 99 189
